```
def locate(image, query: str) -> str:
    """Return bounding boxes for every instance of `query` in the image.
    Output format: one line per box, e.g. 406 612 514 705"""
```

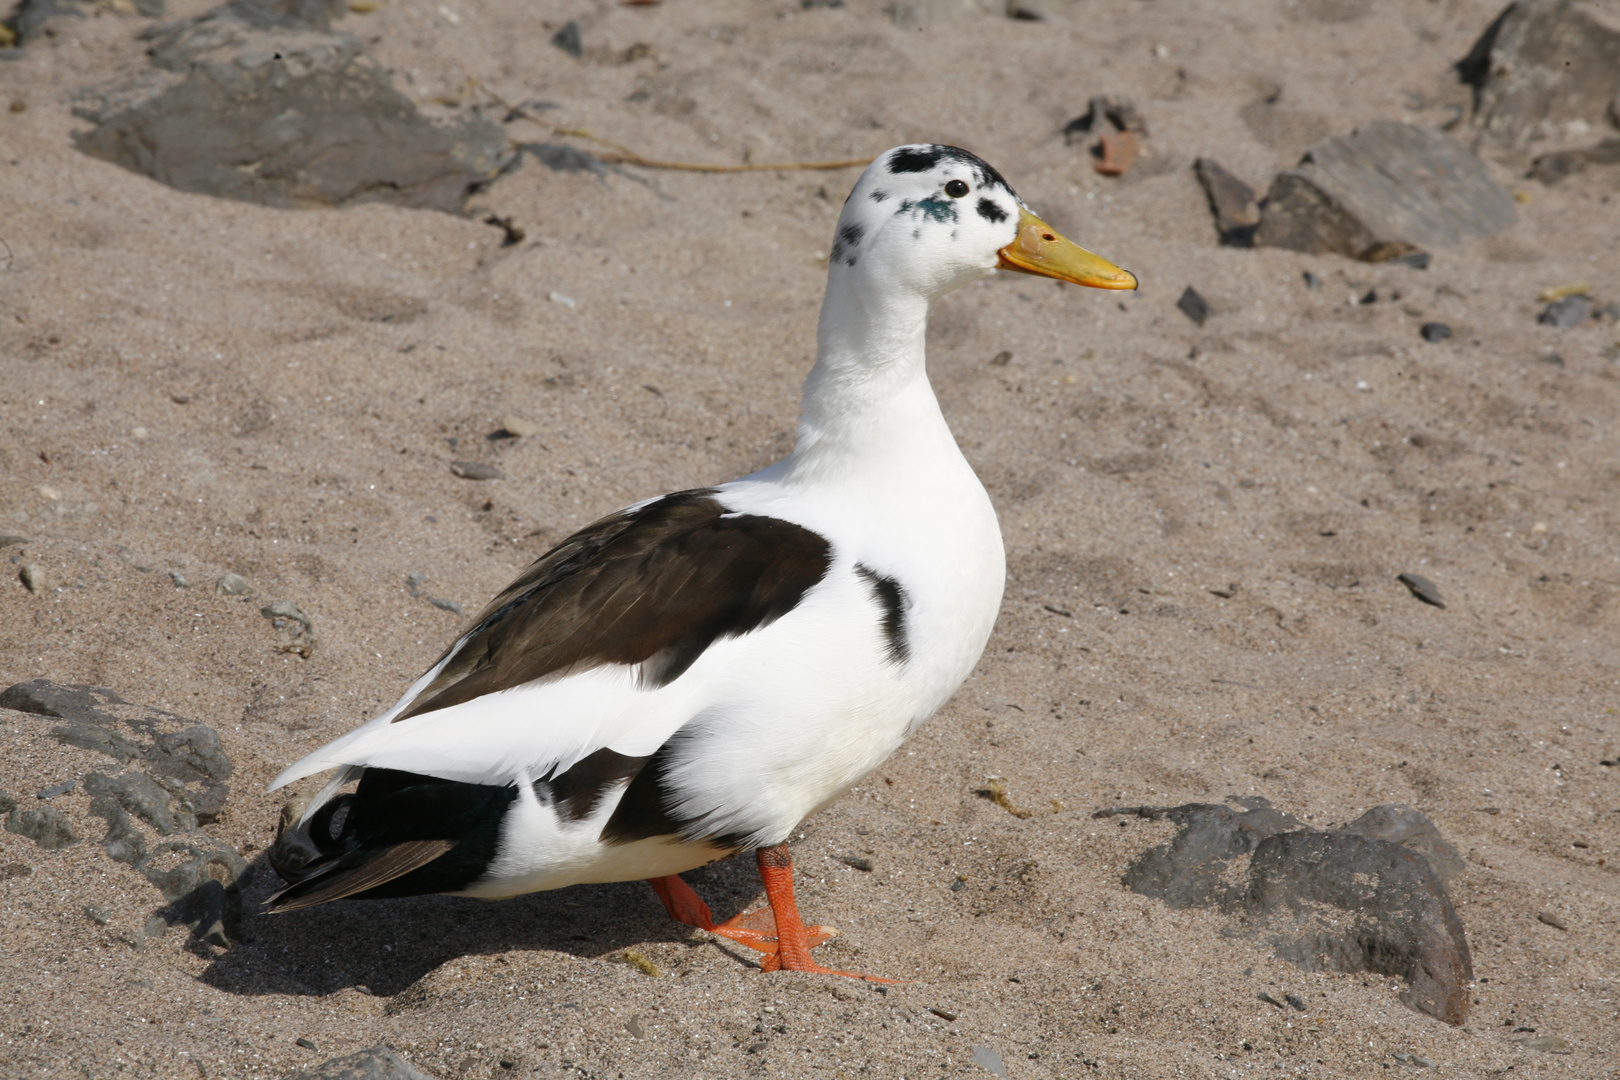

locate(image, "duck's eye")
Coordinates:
944 179 970 198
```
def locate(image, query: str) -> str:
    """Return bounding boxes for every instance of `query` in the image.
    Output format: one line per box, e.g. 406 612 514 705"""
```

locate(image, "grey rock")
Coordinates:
1530 138 1620 184
1397 572 1446 608
6 807 79 849
1459 0 1620 150
1194 158 1261 247
215 572 255 596
450 460 504 480
1342 803 1466 882
86 770 194 835
1177 286 1211 325
1064 94 1148 141
36 779 76 799
170 570 190 588
19 563 46 593
1420 322 1453 343
549 19 582 57
261 601 316 658
283 1045 439 1080
1256 121 1516 261
1538 294 1591 329
969 1045 1009 1079
98 803 150 865
73 17 512 214
0 788 15 816
1102 797 1473 1025
0 679 131 724
887 0 998 29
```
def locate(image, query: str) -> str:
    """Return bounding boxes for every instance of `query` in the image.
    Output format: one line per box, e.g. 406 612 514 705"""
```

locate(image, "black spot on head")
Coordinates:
888 146 943 173
976 197 1008 224
869 189 889 203
885 145 1017 198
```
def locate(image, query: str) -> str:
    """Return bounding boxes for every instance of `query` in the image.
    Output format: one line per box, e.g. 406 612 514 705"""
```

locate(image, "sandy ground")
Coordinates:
2 0 1619 1077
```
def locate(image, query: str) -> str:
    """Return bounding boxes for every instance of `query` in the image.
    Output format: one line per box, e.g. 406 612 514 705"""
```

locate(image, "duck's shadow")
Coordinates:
201 852 765 998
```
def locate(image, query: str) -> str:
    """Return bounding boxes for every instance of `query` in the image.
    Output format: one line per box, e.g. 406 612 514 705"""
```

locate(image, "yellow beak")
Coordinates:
996 208 1137 290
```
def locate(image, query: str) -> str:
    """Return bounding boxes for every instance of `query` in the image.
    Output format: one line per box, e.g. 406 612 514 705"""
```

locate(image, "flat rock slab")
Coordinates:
70 8 511 212
283 1045 438 1080
1460 0 1620 150
1255 120 1516 261
1099 796 1474 1025
1 679 247 945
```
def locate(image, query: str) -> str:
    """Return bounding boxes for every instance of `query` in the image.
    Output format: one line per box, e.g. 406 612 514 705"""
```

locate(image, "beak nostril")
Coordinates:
1041 233 1056 242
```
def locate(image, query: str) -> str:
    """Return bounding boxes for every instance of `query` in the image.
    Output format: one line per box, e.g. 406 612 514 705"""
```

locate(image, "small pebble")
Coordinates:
625 1017 644 1038
170 570 190 589
19 563 46 593
1392 251 1431 270
295 1038 317 1051
1303 271 1322 291
84 905 111 926
1176 286 1211 325
1419 322 1452 343
970 1045 1009 1079
1284 992 1307 1011
1537 294 1590 330
929 1007 958 1021
1536 911 1568 931
215 572 254 597
1517 1035 1571 1054
1257 991 1286 1009
550 19 582 57
838 854 873 872
450 460 505 480
1396 572 1445 608
989 350 1013 366
501 415 542 437
36 780 75 800
548 290 578 308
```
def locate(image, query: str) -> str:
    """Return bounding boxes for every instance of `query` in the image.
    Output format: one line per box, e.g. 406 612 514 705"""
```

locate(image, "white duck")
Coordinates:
268 144 1135 980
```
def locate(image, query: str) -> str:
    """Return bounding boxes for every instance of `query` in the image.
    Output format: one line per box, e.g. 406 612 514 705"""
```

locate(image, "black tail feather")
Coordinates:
267 769 518 909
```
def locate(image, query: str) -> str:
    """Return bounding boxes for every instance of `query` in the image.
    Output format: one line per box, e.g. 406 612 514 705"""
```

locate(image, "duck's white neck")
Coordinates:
783 274 955 483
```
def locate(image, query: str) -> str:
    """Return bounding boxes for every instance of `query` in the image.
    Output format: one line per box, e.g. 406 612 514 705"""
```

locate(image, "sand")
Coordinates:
1 0 1618 1077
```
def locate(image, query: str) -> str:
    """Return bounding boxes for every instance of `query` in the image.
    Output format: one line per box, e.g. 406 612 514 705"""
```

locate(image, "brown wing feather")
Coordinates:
266 839 455 912
395 490 832 722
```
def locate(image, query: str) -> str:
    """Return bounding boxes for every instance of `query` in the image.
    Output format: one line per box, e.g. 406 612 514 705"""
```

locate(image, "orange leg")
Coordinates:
648 869 832 955
649 847 897 982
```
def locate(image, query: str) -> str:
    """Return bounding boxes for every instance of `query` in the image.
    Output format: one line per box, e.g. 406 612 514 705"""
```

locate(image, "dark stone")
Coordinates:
86 770 194 835
1177 286 1211 326
283 1045 439 1080
0 679 132 726
1538 294 1591 329
839 855 874 872
1397 572 1446 608
36 779 76 799
71 13 513 213
1099 797 1473 1024
1342 804 1466 882
1420 322 1453 342
1283 992 1307 1011
1459 0 1620 150
1530 139 1620 184
550 19 582 57
520 141 608 177
6 806 79 849
1062 94 1147 142
1303 271 1322 291
1255 121 1515 261
1193 158 1261 247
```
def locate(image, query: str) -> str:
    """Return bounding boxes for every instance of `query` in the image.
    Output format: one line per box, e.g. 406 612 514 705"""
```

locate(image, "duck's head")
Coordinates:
829 143 1137 300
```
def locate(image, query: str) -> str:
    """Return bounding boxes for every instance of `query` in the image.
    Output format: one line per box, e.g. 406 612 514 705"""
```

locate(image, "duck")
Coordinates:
266 143 1135 980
